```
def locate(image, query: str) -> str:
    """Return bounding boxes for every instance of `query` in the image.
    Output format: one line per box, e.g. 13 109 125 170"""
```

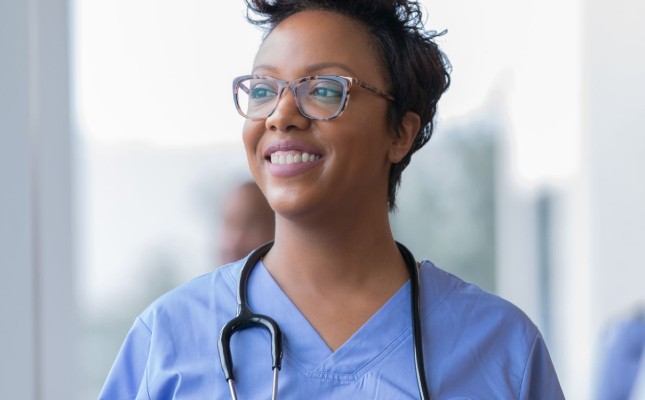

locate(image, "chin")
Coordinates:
267 192 321 221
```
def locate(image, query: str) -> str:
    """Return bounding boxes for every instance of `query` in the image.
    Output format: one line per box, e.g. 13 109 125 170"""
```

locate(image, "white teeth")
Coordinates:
269 151 319 165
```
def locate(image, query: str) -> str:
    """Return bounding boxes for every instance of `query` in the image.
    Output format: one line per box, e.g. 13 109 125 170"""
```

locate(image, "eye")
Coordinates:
311 86 341 98
251 85 277 100
308 81 343 101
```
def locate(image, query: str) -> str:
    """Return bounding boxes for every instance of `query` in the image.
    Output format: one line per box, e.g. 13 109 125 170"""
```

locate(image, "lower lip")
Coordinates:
265 158 323 177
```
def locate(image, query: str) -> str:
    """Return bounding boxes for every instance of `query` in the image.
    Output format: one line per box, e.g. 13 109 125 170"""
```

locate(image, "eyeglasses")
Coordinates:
233 75 395 121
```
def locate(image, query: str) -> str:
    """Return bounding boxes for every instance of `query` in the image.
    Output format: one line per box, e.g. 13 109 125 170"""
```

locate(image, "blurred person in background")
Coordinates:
217 180 275 264
631 350 645 400
596 307 645 400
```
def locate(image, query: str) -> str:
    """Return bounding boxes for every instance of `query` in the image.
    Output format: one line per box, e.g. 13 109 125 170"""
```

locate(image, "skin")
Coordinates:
243 10 421 351
218 182 275 264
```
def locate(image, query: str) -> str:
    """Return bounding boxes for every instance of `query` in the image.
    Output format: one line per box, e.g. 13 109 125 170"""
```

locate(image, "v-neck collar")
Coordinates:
245 260 413 379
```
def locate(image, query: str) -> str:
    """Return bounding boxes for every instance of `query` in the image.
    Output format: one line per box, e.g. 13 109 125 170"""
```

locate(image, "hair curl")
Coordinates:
244 0 451 210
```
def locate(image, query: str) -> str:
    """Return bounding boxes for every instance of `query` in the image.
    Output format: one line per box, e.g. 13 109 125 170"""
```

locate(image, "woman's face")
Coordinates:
243 10 397 220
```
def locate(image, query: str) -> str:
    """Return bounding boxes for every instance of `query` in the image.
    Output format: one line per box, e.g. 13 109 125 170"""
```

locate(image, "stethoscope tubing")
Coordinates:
218 241 282 400
218 240 430 399
398 241 430 399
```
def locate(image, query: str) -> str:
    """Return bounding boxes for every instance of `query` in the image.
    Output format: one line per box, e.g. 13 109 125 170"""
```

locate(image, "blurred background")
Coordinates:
2 0 644 398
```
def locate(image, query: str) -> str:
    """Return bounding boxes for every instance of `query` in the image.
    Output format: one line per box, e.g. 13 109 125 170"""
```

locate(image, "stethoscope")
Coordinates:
218 240 430 399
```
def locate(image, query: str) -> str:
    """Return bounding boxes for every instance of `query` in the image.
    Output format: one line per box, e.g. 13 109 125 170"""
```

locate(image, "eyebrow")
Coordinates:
252 62 358 77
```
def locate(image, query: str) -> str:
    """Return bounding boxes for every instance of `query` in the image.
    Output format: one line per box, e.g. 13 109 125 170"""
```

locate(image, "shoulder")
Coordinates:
420 260 536 335
99 261 245 398
419 261 564 398
138 260 243 330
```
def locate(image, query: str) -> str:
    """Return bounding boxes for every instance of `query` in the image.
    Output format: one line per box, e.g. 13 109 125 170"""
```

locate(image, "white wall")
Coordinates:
1 2 36 396
586 0 645 370
0 0 76 398
497 0 645 398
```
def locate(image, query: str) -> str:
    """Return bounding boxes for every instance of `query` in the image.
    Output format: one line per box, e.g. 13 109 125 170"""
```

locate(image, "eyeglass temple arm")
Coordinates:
354 79 396 101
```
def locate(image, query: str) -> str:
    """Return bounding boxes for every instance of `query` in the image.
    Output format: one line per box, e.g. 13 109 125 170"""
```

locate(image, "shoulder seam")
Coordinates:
137 315 153 334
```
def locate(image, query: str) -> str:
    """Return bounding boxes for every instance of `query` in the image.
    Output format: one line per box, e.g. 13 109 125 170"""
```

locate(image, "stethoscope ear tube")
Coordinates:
396 242 430 400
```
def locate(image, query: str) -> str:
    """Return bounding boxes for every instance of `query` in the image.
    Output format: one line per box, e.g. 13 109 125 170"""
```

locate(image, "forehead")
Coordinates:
253 10 383 79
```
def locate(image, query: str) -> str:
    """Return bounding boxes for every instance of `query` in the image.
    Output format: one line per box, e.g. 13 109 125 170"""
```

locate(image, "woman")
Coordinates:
100 0 565 398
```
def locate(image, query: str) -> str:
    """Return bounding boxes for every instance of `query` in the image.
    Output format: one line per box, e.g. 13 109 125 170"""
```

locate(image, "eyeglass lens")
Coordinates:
236 77 346 120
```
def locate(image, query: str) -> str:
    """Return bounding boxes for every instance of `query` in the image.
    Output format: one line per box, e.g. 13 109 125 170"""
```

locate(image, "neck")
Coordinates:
263 209 408 293
261 209 410 351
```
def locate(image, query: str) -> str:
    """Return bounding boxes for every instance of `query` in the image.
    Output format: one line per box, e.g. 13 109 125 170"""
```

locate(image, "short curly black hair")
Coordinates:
244 0 451 210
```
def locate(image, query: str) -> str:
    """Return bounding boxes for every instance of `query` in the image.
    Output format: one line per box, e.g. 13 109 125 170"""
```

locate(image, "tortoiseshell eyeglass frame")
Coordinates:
233 74 396 121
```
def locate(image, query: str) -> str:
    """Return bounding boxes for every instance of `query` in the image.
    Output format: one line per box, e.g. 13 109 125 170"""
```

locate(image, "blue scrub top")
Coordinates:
100 258 564 399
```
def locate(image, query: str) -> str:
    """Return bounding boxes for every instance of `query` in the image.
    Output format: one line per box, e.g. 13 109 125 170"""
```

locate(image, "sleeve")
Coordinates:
98 317 153 400
518 332 566 400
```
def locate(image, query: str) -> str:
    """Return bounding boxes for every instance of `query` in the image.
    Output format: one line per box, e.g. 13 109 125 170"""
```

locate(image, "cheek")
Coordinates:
242 121 268 187
242 119 258 144
350 96 392 133
242 121 264 159
348 109 393 157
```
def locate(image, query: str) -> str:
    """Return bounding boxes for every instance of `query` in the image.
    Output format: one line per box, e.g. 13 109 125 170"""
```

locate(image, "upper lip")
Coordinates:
263 140 323 159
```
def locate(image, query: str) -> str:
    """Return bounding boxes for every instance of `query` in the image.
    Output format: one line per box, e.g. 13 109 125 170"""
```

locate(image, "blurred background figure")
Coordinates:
631 351 645 400
217 181 275 264
596 307 645 400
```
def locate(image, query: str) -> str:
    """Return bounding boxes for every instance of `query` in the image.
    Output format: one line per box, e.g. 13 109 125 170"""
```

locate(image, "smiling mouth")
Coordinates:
268 151 321 165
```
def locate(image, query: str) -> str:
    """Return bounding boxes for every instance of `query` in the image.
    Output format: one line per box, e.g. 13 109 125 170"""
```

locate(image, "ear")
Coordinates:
388 111 421 163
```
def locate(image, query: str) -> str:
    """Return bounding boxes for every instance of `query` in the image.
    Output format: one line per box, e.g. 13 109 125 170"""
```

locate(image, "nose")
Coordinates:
265 86 310 132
